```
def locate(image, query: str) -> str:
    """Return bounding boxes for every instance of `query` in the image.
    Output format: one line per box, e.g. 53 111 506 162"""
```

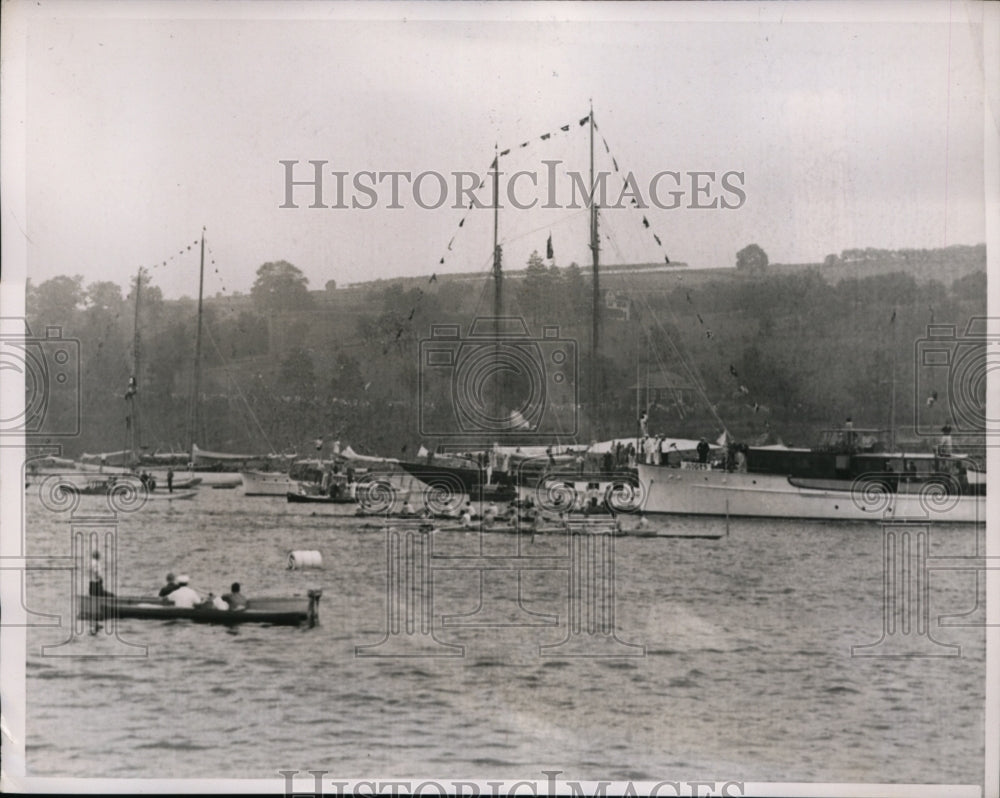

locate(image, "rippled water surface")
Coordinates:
22 488 985 785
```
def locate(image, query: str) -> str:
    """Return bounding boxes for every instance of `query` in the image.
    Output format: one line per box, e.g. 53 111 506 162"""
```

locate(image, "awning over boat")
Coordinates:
340 445 399 464
192 444 296 464
28 455 77 469
587 437 715 453
80 450 134 467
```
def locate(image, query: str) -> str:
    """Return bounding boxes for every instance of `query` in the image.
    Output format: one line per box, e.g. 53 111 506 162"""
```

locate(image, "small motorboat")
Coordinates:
78 590 322 627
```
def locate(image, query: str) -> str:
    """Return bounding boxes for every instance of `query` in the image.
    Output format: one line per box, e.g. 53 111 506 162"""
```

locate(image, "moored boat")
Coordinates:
53 476 197 501
78 590 322 627
286 491 356 505
243 458 352 497
240 469 297 496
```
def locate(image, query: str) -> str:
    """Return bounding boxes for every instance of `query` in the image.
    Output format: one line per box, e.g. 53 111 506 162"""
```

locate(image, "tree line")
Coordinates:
25 249 987 458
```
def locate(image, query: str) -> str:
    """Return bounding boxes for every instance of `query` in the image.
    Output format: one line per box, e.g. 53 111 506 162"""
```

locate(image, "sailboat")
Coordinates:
171 230 286 488
68 266 199 500
396 108 647 517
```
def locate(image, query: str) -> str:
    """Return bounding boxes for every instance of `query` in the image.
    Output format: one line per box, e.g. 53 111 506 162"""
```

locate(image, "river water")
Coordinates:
21 486 986 787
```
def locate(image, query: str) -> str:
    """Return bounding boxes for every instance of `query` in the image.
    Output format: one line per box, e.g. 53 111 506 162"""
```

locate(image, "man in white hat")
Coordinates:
167 575 201 608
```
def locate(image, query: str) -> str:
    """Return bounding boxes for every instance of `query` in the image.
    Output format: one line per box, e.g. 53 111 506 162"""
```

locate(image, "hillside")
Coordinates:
26 244 987 458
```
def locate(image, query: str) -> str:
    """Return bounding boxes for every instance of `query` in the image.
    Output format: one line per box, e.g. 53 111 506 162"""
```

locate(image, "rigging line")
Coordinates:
201 322 277 454
471 275 494 320
144 236 202 272
601 228 727 433
601 217 748 415
596 137 674 265
502 207 592 246
647 314 728 434
597 171 744 409
622 272 722 422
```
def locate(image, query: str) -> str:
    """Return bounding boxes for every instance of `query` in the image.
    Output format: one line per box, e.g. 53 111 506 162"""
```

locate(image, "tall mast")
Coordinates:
589 101 601 439
130 267 143 465
492 145 503 428
889 307 897 452
190 229 206 460
492 144 502 319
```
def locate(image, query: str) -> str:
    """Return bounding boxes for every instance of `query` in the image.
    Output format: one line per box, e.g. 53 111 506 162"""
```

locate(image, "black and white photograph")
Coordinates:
1 1 997 795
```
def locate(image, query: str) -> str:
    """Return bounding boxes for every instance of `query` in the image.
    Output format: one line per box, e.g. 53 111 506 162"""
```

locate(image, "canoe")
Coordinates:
78 590 322 627
286 491 356 504
58 482 196 500
144 490 197 501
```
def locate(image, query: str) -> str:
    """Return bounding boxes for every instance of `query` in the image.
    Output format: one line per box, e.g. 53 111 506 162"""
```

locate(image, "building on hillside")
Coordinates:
630 371 698 415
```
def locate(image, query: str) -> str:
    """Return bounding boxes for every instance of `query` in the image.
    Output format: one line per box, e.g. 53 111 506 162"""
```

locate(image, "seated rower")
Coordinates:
158 572 180 598
167 575 201 608
197 592 229 610
222 582 248 610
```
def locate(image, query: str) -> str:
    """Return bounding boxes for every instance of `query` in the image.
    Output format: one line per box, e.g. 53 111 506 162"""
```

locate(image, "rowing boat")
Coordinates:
78 589 322 627
286 491 356 504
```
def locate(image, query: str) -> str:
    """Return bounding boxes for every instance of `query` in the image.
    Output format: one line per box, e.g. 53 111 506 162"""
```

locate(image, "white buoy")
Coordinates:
287 550 323 569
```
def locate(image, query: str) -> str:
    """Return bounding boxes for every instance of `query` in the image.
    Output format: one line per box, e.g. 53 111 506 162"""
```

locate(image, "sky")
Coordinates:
5 0 996 300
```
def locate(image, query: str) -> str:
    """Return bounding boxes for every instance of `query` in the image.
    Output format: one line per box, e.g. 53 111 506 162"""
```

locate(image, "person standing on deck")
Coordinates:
697 438 710 464
940 423 953 454
167 469 174 493
734 445 747 472
88 550 113 596
643 436 657 465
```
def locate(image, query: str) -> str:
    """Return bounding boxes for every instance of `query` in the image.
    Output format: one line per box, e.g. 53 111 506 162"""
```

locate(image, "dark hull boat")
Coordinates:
286 491 356 505
397 460 517 501
78 590 322 627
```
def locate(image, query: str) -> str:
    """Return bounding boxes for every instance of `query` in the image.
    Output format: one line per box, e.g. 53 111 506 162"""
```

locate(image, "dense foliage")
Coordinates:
24 246 986 457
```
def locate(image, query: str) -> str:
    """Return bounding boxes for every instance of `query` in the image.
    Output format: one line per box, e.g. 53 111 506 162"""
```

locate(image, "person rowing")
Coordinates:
222 582 247 610
158 572 180 598
166 574 201 608
197 592 229 610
